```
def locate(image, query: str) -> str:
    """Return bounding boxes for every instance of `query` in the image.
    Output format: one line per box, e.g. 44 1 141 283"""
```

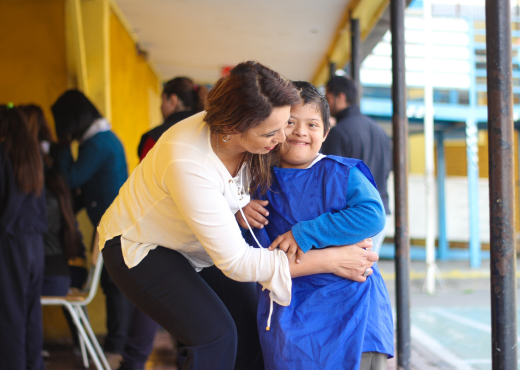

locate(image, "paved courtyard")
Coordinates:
379 258 520 370
45 258 519 369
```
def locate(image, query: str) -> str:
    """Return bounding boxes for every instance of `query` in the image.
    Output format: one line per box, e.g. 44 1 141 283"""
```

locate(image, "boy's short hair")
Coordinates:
326 76 358 105
291 81 331 133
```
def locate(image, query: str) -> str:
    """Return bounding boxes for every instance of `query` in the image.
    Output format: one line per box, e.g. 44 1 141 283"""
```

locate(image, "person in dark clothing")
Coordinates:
52 90 157 370
321 76 392 254
20 104 87 296
0 104 47 370
137 77 207 160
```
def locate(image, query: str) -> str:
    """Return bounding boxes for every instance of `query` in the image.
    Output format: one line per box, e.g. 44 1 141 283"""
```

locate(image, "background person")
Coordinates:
99 61 378 370
0 104 47 370
321 76 392 254
20 104 87 298
51 90 157 370
20 104 88 357
137 77 207 160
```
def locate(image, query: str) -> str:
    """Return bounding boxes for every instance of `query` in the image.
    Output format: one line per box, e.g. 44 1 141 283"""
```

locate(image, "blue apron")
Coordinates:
250 156 394 370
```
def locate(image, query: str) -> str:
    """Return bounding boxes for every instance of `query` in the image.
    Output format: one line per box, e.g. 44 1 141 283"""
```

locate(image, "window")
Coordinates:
433 89 451 104
474 34 486 43
362 86 392 100
408 87 424 102
458 90 470 105
477 91 488 106
476 76 487 85
474 21 486 30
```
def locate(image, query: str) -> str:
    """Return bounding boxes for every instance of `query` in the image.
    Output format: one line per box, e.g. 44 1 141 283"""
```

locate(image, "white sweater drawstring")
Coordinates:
229 176 275 331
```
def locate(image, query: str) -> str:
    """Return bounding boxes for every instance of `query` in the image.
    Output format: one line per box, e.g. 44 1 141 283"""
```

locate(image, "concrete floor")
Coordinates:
379 258 520 370
44 329 178 370
45 258 519 370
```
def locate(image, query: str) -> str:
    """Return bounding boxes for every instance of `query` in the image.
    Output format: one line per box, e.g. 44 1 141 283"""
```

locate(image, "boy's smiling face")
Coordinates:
280 102 330 169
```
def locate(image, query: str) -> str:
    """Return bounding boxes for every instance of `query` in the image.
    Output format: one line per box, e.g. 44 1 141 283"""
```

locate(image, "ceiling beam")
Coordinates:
312 0 389 86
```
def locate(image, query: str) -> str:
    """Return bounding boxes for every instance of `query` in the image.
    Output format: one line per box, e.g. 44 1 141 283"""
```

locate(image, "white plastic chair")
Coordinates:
41 232 110 370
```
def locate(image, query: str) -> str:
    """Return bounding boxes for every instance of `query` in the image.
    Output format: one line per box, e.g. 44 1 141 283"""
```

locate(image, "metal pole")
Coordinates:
351 18 361 104
466 118 481 268
423 0 436 294
436 132 448 260
485 0 517 369
391 0 411 368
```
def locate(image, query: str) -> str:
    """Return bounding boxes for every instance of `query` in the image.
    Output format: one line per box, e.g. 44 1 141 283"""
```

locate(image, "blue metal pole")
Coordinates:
436 131 448 260
466 118 481 268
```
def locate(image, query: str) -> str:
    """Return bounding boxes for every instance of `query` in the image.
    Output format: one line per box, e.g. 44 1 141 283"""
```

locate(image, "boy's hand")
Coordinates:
269 230 304 263
236 200 270 229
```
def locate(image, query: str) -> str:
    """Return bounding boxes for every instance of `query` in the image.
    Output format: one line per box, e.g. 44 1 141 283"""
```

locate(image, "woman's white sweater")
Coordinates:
98 112 291 305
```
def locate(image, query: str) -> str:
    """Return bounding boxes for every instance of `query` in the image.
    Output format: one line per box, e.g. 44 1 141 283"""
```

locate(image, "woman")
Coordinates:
138 76 208 160
99 61 378 370
20 104 87 297
52 90 157 370
0 104 47 370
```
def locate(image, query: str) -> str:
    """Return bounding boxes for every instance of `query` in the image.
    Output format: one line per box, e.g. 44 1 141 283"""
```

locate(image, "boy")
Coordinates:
237 81 394 370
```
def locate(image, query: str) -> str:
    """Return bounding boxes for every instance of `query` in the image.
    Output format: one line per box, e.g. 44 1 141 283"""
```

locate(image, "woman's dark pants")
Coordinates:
102 236 264 370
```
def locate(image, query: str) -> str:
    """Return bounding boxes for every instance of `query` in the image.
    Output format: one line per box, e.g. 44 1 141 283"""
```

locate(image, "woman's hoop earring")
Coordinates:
222 135 231 142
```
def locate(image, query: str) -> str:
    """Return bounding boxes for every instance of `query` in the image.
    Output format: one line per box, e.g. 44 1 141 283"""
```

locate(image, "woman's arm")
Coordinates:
289 243 378 282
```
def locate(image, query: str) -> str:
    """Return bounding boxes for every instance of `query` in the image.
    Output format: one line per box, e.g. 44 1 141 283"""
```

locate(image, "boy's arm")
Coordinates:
290 166 386 253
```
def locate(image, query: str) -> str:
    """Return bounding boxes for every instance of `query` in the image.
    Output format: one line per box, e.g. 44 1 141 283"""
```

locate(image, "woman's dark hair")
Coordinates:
19 104 54 143
52 90 102 142
19 105 82 259
0 105 44 195
204 61 301 196
326 75 358 105
291 81 331 133
163 77 207 113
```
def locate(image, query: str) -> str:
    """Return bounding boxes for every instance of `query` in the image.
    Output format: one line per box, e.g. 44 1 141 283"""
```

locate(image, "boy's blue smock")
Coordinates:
250 156 394 370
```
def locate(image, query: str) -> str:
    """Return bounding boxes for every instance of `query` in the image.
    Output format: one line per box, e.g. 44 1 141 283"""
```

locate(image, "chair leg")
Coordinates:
79 333 89 368
76 305 111 370
79 305 89 367
62 303 105 370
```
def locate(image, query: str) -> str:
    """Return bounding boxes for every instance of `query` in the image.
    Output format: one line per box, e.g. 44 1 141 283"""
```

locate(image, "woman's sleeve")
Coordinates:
291 166 386 252
163 159 292 306
58 141 105 189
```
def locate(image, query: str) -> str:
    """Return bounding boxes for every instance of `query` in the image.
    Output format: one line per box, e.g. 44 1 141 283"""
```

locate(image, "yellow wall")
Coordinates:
0 0 68 132
110 11 161 172
0 0 161 342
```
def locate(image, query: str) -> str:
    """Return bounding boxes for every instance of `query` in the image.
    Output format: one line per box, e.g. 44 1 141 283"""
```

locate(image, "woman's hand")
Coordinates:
357 238 373 250
236 199 270 229
268 230 304 263
327 242 378 282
